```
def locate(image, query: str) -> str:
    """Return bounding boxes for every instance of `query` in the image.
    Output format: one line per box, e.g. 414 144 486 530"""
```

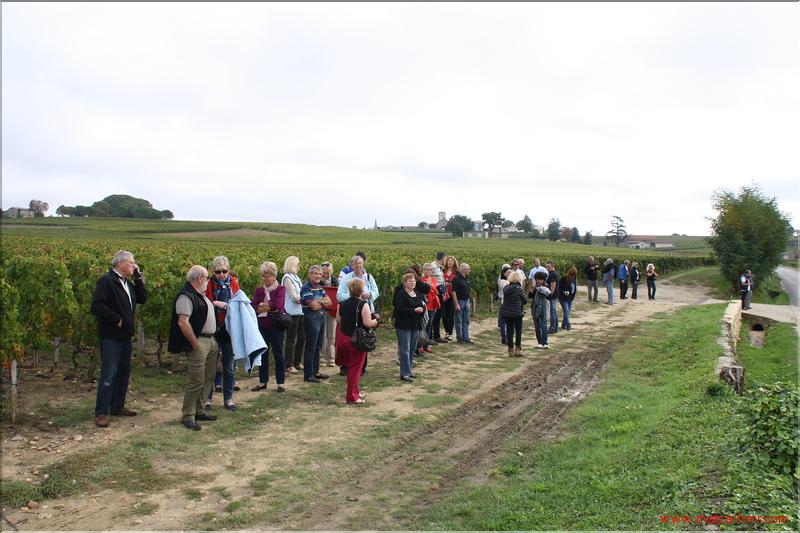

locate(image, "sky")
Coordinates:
2 3 798 236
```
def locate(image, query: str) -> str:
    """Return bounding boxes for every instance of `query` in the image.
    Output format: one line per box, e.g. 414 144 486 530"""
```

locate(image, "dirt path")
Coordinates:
2 279 713 530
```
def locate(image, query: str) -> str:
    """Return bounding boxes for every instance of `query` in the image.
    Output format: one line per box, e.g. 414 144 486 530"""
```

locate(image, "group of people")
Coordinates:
496 257 660 355
89 249 661 430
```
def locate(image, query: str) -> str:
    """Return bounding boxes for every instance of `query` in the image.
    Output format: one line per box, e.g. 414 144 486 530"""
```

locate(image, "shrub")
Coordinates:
740 382 799 477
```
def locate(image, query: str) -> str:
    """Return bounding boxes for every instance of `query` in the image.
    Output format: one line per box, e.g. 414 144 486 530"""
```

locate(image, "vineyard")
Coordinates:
0 219 713 402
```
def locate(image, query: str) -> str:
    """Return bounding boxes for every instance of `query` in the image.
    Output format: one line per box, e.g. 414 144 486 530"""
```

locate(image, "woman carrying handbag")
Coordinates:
335 278 378 404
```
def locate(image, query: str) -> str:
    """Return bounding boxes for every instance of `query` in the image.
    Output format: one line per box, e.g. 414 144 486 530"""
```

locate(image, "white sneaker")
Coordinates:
543 344 550 349
536 344 543 349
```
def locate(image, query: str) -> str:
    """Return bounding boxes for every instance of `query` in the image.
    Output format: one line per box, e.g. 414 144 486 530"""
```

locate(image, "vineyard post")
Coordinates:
52 338 62 369
136 320 145 358
10 358 19 425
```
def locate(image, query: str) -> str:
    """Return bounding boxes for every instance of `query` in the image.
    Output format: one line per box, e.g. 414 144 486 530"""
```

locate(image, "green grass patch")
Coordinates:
183 488 204 501
412 304 798 530
737 322 798 385
35 399 94 428
413 394 461 409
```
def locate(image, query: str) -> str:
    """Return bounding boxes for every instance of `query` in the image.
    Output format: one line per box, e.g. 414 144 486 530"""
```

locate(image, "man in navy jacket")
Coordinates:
90 250 147 427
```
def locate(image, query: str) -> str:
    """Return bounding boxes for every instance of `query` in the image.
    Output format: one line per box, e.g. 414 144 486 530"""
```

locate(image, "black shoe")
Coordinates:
304 377 321 383
251 384 267 392
409 373 418 378
195 413 217 421
401 376 414 382
338 368 347 376
214 385 222 393
182 420 201 431
224 403 237 411
233 385 241 392
314 373 330 380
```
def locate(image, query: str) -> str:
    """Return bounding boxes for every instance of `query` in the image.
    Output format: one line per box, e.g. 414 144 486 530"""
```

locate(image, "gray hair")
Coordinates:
260 261 278 278
459 262 470 272
350 255 364 266
187 265 208 283
112 250 133 267
308 264 322 275
320 261 333 269
211 255 229 272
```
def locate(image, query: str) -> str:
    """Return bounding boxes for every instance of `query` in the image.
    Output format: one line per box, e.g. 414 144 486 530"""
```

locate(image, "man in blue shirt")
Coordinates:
619 259 630 300
300 265 333 383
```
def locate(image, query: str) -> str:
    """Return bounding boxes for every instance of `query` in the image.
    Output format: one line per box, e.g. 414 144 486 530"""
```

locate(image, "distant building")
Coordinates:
2 207 35 219
627 235 675 250
435 212 447 231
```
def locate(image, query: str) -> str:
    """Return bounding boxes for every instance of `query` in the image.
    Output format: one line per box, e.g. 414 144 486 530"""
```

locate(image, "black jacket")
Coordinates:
557 276 577 303
90 269 147 339
584 261 599 281
392 287 425 330
500 283 527 318
452 272 471 300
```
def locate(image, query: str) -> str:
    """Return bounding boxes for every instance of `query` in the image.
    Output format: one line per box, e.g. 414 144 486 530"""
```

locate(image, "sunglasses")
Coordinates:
215 269 229 275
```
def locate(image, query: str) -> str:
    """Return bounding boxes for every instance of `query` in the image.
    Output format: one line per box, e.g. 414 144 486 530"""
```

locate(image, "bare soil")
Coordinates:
163 229 288 238
1 280 715 530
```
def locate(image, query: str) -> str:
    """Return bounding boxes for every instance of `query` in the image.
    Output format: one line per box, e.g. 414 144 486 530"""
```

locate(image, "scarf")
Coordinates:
212 277 232 303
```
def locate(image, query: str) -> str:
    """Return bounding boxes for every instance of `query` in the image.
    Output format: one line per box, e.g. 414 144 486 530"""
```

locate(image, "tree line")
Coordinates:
56 194 174 220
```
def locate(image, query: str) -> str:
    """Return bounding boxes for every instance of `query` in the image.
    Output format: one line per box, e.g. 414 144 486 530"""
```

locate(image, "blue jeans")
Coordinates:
258 328 286 385
455 298 470 341
605 280 615 304
425 310 436 348
549 299 559 332
560 300 572 329
208 337 235 403
498 312 507 342
533 314 548 346
397 328 418 378
95 338 133 416
302 311 325 379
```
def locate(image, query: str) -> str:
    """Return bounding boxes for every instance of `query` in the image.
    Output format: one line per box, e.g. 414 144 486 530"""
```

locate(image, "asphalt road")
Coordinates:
775 266 799 307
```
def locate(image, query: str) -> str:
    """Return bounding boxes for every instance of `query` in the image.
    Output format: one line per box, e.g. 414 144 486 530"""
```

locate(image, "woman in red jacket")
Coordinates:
421 263 441 353
205 255 240 412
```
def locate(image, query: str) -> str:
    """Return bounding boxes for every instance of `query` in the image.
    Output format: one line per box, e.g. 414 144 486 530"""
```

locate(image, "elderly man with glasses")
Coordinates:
90 250 148 428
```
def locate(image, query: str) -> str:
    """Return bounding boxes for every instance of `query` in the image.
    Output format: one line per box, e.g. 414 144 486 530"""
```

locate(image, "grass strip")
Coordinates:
413 304 798 531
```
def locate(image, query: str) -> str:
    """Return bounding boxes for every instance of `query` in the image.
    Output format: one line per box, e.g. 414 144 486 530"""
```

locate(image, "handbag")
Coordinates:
271 312 293 330
350 301 376 352
417 311 430 348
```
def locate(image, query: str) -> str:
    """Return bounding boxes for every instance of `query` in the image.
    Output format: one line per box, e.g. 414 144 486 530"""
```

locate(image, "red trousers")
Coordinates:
336 329 367 403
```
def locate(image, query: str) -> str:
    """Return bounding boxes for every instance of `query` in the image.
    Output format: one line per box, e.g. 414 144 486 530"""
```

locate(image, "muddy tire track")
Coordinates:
296 330 630 530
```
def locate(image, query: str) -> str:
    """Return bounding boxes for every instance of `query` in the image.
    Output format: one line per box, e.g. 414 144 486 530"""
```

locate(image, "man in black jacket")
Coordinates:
90 250 147 428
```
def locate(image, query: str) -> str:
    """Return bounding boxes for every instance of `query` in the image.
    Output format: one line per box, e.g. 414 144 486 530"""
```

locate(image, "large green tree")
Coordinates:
445 214 474 237
546 218 561 241
516 214 533 233
707 185 791 291
481 212 504 236
606 215 627 246
60 194 173 219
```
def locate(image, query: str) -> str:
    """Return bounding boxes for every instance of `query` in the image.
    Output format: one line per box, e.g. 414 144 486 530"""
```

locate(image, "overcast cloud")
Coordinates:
2 3 798 235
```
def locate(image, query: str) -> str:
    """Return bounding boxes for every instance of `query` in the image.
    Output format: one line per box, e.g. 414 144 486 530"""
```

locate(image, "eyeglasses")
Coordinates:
215 269 229 275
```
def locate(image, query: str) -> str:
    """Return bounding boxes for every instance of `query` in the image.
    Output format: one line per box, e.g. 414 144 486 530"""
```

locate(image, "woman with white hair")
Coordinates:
205 255 240 411
282 256 305 373
646 263 658 300
497 264 511 345
500 270 527 356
